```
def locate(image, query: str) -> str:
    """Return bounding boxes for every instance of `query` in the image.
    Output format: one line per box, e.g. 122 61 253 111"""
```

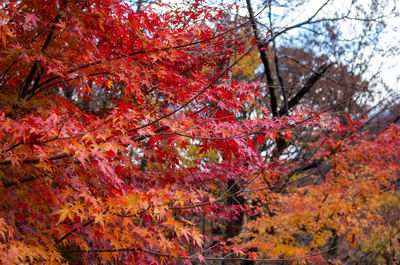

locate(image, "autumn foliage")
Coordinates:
0 0 399 264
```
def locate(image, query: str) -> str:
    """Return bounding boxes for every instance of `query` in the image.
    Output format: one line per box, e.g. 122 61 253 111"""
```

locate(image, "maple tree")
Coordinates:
0 0 399 264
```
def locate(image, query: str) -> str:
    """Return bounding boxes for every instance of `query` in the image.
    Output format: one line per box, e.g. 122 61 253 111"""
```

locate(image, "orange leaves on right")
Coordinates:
237 123 400 263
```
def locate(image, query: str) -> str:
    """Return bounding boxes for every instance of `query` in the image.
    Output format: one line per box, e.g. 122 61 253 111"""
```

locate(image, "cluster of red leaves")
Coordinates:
0 0 315 263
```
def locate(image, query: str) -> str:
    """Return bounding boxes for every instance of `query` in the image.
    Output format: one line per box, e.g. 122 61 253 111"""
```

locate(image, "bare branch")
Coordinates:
279 63 333 117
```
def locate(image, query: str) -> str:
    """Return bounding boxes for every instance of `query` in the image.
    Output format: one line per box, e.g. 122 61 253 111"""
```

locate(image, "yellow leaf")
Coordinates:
55 208 72 223
107 80 113 88
94 214 105 227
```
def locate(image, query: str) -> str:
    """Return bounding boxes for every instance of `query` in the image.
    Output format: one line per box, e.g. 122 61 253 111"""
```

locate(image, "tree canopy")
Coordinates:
0 0 399 264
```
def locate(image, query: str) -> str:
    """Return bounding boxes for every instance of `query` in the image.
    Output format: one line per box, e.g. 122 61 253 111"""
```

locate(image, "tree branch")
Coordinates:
59 245 338 263
0 153 70 166
268 2 289 116
269 0 332 42
1 175 37 188
279 63 333 117
19 14 61 99
246 0 278 117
